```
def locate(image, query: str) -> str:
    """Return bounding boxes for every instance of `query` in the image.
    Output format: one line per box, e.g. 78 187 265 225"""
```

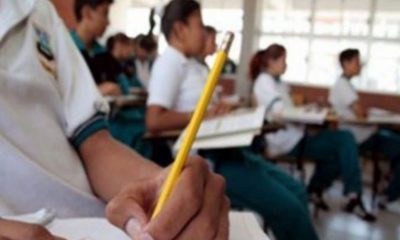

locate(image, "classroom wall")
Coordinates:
51 0 76 30
290 83 400 113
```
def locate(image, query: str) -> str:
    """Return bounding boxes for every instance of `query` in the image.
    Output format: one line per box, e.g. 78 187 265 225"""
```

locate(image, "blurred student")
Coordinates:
132 34 158 89
0 1 229 239
329 49 400 211
146 1 319 239
107 33 143 90
251 44 375 222
71 0 156 159
71 0 123 96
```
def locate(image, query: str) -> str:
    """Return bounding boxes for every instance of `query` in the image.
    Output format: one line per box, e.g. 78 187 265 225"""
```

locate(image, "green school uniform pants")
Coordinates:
291 129 363 196
200 148 319 240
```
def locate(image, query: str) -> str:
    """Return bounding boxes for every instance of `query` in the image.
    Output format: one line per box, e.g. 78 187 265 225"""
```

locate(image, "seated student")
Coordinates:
146 1 319 239
71 0 155 159
70 0 122 96
250 44 375 222
0 1 229 239
329 49 400 211
106 32 173 165
107 33 148 90
131 34 158 89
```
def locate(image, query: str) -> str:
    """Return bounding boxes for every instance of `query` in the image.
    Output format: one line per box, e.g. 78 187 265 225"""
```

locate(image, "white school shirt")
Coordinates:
329 76 376 143
148 46 216 112
253 73 304 157
135 59 151 89
0 0 109 217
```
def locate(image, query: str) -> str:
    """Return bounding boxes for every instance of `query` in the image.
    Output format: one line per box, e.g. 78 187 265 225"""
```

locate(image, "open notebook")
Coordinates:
280 106 329 125
173 107 266 150
4 210 269 240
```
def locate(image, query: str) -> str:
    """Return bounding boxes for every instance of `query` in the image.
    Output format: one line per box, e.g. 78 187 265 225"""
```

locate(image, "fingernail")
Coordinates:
137 232 154 240
125 218 142 237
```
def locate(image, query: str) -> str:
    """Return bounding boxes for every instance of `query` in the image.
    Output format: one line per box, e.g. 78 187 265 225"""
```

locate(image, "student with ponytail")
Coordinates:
251 44 376 222
146 1 319 239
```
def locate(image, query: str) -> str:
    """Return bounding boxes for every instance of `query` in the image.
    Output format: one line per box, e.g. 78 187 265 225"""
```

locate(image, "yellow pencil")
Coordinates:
152 32 235 219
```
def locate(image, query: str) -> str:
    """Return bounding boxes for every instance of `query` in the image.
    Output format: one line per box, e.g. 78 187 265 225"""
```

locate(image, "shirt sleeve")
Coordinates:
147 56 183 110
329 78 358 110
48 3 109 148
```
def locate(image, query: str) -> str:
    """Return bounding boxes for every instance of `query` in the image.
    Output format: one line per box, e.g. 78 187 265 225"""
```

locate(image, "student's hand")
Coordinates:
106 156 230 240
206 102 233 119
351 101 368 119
98 82 122 96
0 219 66 240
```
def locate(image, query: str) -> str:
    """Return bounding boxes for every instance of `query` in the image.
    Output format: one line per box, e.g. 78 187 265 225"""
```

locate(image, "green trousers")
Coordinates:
109 107 153 158
200 148 319 240
361 129 400 201
291 129 362 196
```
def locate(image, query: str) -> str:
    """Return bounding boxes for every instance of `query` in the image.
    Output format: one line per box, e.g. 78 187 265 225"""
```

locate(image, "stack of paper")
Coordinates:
281 106 329 125
174 107 266 150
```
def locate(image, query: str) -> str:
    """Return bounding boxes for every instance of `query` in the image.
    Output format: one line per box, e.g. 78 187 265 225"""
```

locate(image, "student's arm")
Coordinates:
98 82 122 96
0 219 66 240
79 130 229 240
351 101 367 119
146 105 191 133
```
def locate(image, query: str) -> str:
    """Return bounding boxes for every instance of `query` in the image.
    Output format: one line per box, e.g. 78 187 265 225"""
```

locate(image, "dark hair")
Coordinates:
161 0 201 41
106 32 130 51
249 44 286 81
135 34 158 52
339 49 360 67
74 0 114 21
204 25 217 35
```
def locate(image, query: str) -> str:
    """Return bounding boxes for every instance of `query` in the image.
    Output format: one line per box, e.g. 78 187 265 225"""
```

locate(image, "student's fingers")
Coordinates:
206 107 218 119
174 174 228 240
214 197 230 240
106 182 154 236
145 156 209 240
217 104 231 116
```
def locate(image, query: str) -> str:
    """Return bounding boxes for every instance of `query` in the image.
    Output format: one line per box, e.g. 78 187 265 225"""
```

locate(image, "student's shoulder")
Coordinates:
255 73 275 87
28 0 63 36
151 52 183 76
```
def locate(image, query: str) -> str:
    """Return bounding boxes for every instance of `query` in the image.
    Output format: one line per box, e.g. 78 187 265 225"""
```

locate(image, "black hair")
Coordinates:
249 44 286 81
339 49 360 67
161 0 201 41
135 34 158 52
74 0 114 22
106 32 130 52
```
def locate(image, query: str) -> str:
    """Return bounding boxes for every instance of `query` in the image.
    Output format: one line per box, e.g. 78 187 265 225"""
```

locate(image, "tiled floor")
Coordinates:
274 161 400 240
314 183 400 240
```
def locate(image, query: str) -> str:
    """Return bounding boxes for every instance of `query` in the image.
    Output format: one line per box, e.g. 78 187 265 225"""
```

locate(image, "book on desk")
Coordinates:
173 107 266 150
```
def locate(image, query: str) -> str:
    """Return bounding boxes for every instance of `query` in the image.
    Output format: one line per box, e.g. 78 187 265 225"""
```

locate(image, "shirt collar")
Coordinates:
70 31 106 57
0 0 36 42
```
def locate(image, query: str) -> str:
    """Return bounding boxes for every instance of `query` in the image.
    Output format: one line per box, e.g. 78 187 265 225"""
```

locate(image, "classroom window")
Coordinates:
259 0 400 94
261 0 312 34
201 0 244 63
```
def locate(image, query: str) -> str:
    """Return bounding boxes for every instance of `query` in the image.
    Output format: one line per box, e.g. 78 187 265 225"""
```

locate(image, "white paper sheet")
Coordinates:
46 212 270 240
281 106 329 125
